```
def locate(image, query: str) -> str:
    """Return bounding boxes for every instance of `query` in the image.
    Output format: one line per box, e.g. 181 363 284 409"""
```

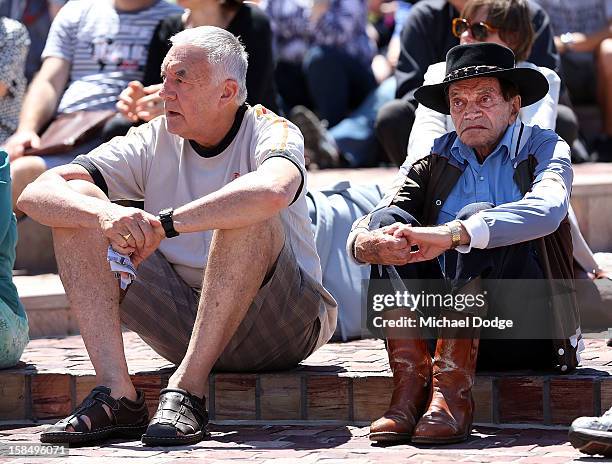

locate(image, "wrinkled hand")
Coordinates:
389 224 452 263
98 203 165 267
4 130 41 161
354 223 410 265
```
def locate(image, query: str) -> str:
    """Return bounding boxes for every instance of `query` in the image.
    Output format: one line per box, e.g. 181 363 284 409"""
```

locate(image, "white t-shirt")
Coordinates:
42 0 182 114
73 104 337 349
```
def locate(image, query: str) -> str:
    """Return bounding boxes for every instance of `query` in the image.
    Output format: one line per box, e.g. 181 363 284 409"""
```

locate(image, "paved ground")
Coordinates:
0 422 595 464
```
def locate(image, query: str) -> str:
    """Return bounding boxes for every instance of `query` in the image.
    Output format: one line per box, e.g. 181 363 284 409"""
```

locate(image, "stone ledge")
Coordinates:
14 274 74 338
2 333 611 427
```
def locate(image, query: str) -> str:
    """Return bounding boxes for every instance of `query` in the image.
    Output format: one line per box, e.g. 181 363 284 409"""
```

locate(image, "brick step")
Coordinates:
14 274 74 338
2 333 612 427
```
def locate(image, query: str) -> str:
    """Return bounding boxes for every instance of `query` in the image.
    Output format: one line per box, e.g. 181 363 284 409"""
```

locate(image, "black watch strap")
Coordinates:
158 208 179 238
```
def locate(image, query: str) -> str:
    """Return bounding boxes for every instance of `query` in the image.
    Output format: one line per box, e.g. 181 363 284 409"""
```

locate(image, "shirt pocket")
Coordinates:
438 196 461 223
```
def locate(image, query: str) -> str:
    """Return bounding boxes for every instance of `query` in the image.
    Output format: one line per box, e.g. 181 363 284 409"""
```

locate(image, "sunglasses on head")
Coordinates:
452 17 498 41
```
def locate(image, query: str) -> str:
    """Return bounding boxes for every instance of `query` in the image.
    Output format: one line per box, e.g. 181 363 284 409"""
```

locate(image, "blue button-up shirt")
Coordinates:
437 122 522 225
429 119 572 250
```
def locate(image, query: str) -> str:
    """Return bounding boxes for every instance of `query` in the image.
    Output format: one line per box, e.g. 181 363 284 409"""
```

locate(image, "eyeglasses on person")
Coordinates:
452 17 498 41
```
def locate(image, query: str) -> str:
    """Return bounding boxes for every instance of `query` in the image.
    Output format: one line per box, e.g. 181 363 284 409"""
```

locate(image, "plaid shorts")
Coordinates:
119 240 322 372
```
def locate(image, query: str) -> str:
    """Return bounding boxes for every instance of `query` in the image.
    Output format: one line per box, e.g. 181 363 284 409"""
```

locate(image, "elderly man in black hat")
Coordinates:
347 42 581 444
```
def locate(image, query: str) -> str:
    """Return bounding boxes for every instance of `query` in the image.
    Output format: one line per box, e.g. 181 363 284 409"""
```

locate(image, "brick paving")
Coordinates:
3 333 612 428
0 422 589 463
6 163 612 462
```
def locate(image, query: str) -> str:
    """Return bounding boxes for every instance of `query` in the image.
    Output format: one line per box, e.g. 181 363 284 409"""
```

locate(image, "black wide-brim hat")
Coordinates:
414 43 549 115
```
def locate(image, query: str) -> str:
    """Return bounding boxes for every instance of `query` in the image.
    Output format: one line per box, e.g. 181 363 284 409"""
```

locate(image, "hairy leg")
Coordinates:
53 180 136 429
167 215 285 397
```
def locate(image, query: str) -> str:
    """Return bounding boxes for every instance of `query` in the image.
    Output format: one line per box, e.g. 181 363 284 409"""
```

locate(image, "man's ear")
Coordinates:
509 95 521 124
219 79 239 106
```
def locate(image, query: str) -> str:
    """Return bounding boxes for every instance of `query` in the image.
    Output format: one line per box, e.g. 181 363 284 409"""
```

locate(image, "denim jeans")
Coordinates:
330 77 396 167
276 46 377 127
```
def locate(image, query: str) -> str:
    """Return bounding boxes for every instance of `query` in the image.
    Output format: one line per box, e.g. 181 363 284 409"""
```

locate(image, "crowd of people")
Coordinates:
2 0 612 457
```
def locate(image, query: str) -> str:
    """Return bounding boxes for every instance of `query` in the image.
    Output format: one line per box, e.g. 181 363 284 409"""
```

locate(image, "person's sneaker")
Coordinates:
590 136 612 162
569 408 612 456
289 106 341 169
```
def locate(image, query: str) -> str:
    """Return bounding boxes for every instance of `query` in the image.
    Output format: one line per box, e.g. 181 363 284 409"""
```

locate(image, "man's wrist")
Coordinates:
443 221 471 249
445 221 461 249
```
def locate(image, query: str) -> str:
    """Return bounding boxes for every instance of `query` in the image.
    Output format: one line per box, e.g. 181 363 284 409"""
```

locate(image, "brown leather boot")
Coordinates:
411 335 480 444
369 338 432 443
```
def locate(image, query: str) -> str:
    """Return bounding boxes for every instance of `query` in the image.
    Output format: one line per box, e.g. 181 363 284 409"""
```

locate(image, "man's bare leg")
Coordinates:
10 156 46 216
53 179 136 407
167 215 285 398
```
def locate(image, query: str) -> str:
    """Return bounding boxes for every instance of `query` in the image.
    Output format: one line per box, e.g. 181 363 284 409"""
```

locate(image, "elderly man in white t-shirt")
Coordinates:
18 26 337 448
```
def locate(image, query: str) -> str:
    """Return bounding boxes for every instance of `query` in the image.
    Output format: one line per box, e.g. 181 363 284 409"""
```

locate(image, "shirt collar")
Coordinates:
189 104 248 158
450 118 519 166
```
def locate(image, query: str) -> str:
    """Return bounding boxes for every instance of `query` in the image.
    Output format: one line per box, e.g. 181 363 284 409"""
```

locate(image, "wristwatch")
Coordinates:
446 220 462 249
158 208 179 238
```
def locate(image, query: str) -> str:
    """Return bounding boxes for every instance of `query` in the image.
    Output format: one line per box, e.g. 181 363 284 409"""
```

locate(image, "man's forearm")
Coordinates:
18 78 62 132
172 171 293 233
17 173 107 229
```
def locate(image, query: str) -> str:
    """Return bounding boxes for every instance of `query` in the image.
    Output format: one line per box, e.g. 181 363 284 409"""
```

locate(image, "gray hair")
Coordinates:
170 26 248 104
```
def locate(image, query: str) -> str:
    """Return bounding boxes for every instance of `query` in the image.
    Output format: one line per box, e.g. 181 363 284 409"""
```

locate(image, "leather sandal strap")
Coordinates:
57 386 147 433
151 388 208 436
67 415 88 433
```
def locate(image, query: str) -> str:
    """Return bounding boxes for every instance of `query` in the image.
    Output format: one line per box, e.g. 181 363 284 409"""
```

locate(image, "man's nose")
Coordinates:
463 100 482 119
159 83 175 101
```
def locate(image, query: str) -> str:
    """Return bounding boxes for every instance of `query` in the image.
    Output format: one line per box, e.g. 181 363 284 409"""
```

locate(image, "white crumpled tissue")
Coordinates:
107 246 137 290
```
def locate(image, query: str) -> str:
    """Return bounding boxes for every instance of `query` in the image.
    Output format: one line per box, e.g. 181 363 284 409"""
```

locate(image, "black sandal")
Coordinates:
141 388 208 446
40 386 149 445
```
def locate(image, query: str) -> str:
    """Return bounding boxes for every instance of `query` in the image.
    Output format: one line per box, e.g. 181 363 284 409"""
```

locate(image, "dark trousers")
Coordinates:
276 46 377 127
375 97 581 166
367 204 552 370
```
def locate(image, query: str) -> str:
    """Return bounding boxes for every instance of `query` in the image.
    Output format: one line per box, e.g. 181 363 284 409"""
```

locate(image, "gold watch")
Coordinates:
446 220 462 249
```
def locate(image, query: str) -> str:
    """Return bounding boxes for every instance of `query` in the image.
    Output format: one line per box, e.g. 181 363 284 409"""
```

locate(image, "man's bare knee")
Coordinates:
11 156 46 192
249 215 284 249
10 155 47 180
11 157 48 213
66 179 109 201
214 215 285 268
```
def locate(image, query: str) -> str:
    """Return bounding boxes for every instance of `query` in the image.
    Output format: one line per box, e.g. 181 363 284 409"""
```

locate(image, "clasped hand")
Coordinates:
356 222 452 265
98 203 166 267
